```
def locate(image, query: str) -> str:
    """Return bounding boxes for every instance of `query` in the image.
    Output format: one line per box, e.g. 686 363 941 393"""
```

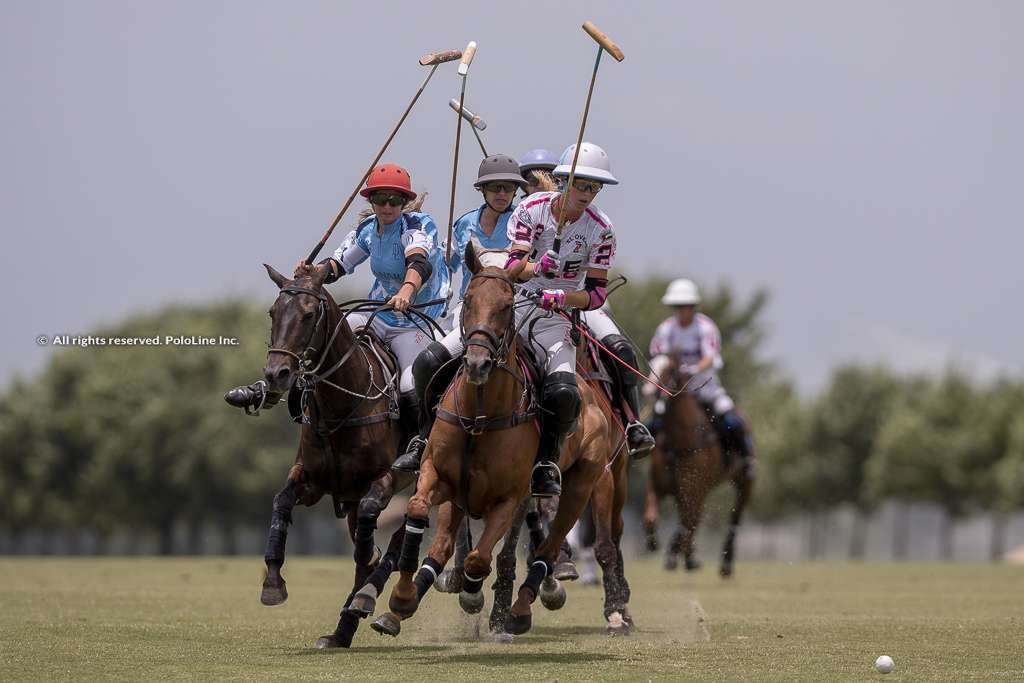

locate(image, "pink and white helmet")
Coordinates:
553 142 618 185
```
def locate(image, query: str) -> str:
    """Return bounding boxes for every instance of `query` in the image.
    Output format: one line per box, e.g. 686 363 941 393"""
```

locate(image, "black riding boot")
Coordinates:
533 372 581 498
391 390 422 472
224 380 282 415
392 343 456 473
603 334 656 459
720 409 755 481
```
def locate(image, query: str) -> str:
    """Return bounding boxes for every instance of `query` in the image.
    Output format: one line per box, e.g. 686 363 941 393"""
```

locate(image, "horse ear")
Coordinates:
464 240 482 275
264 263 288 289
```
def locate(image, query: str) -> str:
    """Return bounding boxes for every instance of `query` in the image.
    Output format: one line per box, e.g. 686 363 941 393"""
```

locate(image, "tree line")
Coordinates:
1 278 1021 556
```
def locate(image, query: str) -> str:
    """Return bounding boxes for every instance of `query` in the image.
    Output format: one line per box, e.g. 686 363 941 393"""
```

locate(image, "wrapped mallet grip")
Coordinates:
420 50 462 66
458 41 477 75
449 99 487 130
582 21 625 61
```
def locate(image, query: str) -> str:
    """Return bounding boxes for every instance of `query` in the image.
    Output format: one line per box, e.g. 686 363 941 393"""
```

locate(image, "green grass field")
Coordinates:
2 557 1022 681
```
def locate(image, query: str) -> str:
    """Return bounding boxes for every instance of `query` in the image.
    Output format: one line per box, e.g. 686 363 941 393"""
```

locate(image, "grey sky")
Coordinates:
2 1 1020 392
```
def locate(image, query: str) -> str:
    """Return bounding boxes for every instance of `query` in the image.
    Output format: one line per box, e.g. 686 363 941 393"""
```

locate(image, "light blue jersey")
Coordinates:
449 205 513 298
332 212 450 328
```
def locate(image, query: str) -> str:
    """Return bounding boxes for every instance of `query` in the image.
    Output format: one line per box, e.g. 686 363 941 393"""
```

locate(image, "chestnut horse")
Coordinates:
371 245 609 637
255 264 421 648
643 361 753 577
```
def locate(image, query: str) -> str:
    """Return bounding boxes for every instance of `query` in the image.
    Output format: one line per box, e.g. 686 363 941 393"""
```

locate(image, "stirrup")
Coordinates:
531 461 562 498
626 421 656 458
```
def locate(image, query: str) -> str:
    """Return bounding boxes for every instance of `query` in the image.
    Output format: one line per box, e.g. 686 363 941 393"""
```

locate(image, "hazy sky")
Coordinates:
2 1 1020 392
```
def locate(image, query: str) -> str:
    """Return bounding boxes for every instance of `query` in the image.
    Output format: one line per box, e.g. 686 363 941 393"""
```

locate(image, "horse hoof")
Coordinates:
622 607 636 628
434 568 454 593
552 561 579 582
260 577 288 606
504 612 532 635
347 589 377 617
645 537 659 553
314 634 347 649
370 612 401 637
492 631 514 644
720 563 734 578
685 557 703 572
388 594 419 619
606 611 631 636
539 578 566 611
459 589 485 615
664 554 679 571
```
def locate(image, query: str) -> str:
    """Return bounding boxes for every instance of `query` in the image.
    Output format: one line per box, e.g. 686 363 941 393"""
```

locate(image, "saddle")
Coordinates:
286 325 399 426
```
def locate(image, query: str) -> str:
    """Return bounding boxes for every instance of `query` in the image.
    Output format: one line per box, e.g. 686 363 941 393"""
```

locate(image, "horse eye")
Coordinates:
303 311 314 320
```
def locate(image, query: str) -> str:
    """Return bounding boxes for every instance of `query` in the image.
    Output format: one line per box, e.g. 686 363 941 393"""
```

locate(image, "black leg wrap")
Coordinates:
463 568 486 595
333 609 361 647
414 557 444 599
364 552 397 593
353 515 377 565
523 559 552 597
398 516 428 574
264 482 297 565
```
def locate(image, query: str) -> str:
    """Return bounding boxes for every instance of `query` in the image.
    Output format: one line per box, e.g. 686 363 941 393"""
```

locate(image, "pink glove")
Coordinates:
537 250 560 278
540 289 566 311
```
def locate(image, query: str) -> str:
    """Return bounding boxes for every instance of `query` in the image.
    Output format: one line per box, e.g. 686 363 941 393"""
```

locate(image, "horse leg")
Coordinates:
261 466 302 606
508 456 601 635
642 471 660 553
678 481 705 572
548 498 579 581
490 499 528 633
386 454 451 620
590 469 628 634
436 515 471 594
611 463 633 629
460 497 520 619
720 475 753 578
316 473 398 649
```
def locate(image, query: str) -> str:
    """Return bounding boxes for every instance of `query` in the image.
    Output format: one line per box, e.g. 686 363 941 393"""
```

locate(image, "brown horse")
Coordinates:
642 361 753 577
255 263 414 648
371 245 609 636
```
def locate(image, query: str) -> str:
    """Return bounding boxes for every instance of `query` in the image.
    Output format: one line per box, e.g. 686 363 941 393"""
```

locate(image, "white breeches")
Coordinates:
345 312 433 393
580 307 620 340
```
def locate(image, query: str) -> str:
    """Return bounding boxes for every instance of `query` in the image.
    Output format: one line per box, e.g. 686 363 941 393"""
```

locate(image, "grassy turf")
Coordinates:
2 557 1022 681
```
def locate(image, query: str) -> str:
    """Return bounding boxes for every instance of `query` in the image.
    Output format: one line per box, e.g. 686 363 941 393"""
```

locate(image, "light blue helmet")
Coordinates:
518 149 559 174
553 142 618 185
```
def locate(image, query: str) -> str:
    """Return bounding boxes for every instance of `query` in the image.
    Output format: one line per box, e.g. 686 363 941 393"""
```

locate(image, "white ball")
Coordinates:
874 655 895 674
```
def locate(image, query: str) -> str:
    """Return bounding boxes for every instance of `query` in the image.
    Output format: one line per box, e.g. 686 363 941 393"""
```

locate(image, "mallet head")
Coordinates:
420 49 462 66
448 99 487 130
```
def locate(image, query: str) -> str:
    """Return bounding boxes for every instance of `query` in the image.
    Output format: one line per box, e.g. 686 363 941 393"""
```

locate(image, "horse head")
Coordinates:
460 241 516 386
263 263 333 396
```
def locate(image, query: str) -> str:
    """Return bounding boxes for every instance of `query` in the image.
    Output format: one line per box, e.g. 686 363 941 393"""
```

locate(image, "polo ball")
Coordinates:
874 655 895 674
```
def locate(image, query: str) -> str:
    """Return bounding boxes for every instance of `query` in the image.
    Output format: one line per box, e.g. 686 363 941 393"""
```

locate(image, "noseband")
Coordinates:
268 286 330 367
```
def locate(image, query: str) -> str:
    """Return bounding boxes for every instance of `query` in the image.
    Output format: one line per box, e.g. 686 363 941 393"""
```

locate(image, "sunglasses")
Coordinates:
483 182 516 194
368 192 408 207
572 179 603 194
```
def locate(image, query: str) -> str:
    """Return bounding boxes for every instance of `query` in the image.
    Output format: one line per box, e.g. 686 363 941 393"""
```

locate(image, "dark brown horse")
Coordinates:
256 263 414 648
643 361 753 577
371 245 609 637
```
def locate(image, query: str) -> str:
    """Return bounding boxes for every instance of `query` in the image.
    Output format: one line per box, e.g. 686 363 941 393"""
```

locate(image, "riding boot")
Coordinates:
392 391 422 473
720 409 756 481
223 379 282 415
533 372 581 498
602 334 656 459
392 342 456 473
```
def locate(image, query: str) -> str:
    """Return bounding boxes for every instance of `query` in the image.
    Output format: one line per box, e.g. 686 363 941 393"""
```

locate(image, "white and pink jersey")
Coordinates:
650 313 724 370
507 191 617 293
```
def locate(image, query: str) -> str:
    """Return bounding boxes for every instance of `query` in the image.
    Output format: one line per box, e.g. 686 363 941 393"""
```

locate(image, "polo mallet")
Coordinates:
303 48 462 265
448 99 488 157
551 21 624 255
445 41 477 269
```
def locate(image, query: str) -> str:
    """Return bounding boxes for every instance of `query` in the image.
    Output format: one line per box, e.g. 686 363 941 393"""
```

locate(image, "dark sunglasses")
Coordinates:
572 179 603 194
368 192 408 207
483 182 516 194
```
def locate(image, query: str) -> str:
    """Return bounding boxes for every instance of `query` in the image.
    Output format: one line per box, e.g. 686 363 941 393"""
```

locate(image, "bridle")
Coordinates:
459 270 518 372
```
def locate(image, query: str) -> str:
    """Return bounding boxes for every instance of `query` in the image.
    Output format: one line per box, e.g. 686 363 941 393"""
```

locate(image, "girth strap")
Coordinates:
436 405 536 435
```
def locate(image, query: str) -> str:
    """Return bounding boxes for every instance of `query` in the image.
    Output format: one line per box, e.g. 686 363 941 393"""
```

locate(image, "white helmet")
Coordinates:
552 142 618 185
662 279 701 306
